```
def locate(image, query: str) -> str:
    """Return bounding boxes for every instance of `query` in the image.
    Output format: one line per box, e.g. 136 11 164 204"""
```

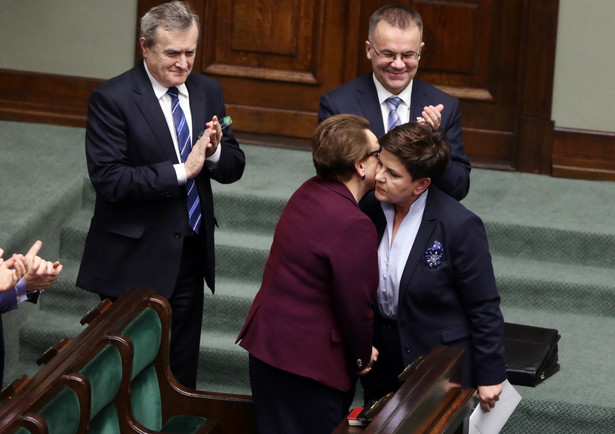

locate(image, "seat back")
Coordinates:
79 343 123 433
0 373 89 434
121 307 163 431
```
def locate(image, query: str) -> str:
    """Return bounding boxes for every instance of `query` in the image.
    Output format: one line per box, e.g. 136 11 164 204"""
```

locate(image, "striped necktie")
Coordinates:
167 87 201 234
385 96 402 132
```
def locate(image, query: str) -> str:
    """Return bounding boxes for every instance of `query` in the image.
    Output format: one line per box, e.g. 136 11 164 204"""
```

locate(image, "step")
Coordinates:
494 255 615 316
485 221 615 269
215 229 272 282
59 208 92 262
197 329 251 395
203 277 259 335
500 305 614 408
18 311 91 377
500 306 615 433
213 192 287 235
502 399 615 434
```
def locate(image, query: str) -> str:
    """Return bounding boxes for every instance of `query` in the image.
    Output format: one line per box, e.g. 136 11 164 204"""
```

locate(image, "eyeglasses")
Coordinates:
369 41 420 62
365 147 382 159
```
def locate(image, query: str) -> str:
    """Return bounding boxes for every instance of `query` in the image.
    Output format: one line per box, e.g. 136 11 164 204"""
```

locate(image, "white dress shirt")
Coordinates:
377 190 428 319
143 61 220 185
373 76 414 133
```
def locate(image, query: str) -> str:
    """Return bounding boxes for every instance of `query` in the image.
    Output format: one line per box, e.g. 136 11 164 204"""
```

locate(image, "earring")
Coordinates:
361 174 366 181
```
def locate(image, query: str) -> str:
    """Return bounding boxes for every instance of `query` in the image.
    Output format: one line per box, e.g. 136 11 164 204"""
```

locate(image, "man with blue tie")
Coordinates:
319 4 471 200
77 1 245 389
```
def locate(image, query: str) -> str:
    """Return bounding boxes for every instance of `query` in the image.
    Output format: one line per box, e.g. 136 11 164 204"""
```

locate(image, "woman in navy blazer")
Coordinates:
237 115 381 433
360 122 507 413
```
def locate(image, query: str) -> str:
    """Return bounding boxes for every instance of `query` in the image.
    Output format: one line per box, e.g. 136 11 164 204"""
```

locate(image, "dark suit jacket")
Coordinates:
360 187 507 387
77 62 245 299
319 74 471 201
237 177 379 392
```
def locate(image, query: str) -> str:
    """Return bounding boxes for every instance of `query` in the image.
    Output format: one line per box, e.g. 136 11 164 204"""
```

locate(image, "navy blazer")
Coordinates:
319 73 471 201
238 177 379 392
77 63 245 299
360 187 507 387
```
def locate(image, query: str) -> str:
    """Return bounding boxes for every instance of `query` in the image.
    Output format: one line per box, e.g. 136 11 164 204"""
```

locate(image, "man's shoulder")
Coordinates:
94 66 141 95
413 78 458 103
322 73 373 98
427 187 479 223
186 72 223 91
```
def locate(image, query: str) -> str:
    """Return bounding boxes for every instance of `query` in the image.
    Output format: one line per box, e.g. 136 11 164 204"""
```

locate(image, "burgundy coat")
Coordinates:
237 176 379 392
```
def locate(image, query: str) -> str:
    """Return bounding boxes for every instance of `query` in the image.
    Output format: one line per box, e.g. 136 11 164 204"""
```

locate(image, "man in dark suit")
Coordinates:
76 1 245 389
319 4 471 201
359 123 506 413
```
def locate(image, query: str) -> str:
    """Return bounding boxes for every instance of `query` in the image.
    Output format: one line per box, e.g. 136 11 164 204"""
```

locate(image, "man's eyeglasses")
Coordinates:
365 147 382 159
369 41 420 63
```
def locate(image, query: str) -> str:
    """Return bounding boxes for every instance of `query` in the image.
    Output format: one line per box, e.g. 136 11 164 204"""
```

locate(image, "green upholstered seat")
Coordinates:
79 344 123 434
122 307 207 433
37 386 81 434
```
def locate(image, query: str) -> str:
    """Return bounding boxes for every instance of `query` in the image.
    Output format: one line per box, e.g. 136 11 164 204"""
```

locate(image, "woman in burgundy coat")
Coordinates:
237 114 381 433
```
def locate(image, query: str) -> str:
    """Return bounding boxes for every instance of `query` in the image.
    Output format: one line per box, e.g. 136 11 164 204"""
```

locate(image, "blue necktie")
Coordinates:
385 96 402 132
168 87 201 233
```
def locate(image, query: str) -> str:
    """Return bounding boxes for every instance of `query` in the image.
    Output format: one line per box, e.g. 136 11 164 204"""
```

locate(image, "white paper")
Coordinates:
467 380 522 434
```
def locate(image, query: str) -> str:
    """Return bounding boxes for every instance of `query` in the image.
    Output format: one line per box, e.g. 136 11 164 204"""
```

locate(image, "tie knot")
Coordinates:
167 87 179 99
385 96 402 110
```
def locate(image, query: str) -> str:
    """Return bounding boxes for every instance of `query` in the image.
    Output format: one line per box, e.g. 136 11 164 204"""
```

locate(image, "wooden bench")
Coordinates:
0 287 256 433
333 346 476 434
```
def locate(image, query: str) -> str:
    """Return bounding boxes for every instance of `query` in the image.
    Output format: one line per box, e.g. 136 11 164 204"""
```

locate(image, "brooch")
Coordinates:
424 241 444 268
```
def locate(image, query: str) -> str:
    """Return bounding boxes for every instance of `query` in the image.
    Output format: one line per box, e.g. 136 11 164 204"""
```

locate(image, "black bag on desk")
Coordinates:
502 322 561 387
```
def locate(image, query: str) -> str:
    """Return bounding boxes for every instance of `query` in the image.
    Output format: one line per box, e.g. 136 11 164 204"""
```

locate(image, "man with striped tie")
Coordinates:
77 1 245 389
318 4 471 201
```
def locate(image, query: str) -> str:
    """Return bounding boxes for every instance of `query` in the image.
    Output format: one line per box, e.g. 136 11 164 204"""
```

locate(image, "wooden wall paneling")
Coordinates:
0 69 99 128
200 0 361 140
552 128 615 181
513 0 559 174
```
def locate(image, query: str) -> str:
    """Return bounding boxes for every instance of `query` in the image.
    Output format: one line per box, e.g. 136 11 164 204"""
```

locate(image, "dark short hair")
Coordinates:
379 122 450 180
140 1 200 49
368 4 423 41
312 115 371 183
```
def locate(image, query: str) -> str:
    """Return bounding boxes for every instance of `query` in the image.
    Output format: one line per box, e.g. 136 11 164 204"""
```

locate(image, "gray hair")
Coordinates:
140 1 200 48
368 4 423 42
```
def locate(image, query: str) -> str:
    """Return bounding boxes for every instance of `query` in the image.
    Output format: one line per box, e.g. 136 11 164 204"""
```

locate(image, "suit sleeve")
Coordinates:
433 98 471 201
329 217 379 372
318 92 338 124
204 84 245 184
452 212 507 385
0 287 19 314
85 88 180 203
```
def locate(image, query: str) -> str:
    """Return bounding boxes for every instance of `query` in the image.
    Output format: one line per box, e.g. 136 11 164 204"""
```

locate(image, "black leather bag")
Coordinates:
502 322 561 387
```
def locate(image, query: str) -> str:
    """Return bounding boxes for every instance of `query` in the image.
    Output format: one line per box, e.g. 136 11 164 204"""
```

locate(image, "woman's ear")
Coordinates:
355 161 365 179
414 177 431 195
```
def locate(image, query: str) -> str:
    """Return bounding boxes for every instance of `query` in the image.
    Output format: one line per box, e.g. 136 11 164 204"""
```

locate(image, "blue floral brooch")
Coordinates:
424 241 444 268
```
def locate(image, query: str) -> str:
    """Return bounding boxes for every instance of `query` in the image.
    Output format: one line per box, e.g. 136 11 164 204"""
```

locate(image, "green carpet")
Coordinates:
1 119 614 432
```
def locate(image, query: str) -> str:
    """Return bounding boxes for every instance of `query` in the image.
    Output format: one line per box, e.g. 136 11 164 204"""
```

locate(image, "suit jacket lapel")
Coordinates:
359 74 386 137
398 189 437 298
132 63 179 164
187 74 206 145
409 78 428 123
